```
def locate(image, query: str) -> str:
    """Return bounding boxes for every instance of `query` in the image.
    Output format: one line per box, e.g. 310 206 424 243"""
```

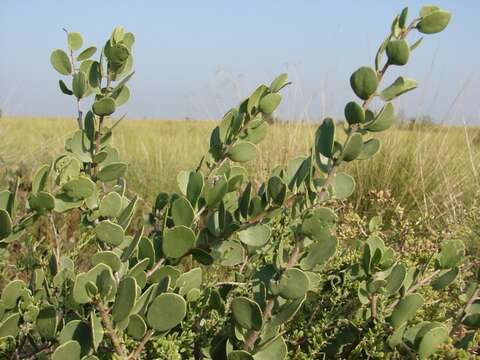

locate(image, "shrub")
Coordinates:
1 5 478 360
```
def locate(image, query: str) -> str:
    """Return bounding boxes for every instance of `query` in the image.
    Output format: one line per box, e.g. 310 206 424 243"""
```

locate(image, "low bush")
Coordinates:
1 5 478 360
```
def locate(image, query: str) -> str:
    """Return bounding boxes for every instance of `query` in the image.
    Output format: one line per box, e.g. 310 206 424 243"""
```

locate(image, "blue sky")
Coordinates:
1 1 479 124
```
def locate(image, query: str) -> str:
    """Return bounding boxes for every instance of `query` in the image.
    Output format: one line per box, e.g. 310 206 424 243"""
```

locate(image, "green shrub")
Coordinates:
1 5 479 360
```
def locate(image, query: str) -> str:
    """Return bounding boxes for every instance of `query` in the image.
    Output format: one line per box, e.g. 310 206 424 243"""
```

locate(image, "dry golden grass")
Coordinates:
1 116 479 227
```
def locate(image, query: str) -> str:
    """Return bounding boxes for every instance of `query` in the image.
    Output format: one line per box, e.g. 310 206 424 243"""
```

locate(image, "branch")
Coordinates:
242 242 303 351
387 269 441 312
146 258 165 279
96 300 127 357
450 286 480 336
127 329 154 360
48 214 61 270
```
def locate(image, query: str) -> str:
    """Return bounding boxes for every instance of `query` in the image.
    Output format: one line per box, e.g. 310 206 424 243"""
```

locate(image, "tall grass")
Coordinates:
1 117 478 227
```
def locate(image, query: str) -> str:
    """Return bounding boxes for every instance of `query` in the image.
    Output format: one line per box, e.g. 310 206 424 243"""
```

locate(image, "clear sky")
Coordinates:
1 1 479 124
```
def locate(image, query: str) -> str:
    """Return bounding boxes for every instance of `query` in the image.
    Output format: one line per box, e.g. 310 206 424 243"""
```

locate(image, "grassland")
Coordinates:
2 116 479 221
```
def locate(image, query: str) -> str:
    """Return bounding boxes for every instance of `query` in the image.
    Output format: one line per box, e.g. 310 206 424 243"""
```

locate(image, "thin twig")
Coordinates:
128 329 154 360
146 258 165 279
242 242 303 351
96 300 127 357
450 286 480 336
48 214 61 270
387 269 441 312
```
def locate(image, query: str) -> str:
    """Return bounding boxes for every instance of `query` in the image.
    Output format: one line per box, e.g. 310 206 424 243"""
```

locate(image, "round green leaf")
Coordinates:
112 277 137 323
437 239 465 269
99 192 123 218
112 85 130 106
259 93 282 114
77 46 97 61
431 267 459 290
418 325 449 359
239 118 268 144
92 97 116 116
342 133 363 162
388 293 424 330
205 176 228 208
90 311 103 352
344 101 365 125
59 79 73 95
417 10 451 34
366 103 395 132
231 296 263 330
52 340 81 360
252 335 287 360
36 305 58 339
380 77 417 101
463 304 480 328
300 235 337 270
237 224 271 247
96 220 125 246
301 207 336 241
350 66 378 100
358 139 380 160
127 314 146 340
331 172 355 199
270 73 289 92
97 162 127 182
72 71 88 99
315 118 335 158
228 142 257 163
278 268 310 299
0 209 12 240
146 293 187 332
92 251 122 272
215 240 245 266
0 313 21 338
386 39 410 66
59 320 92 356
32 165 50 193
1 280 26 309
68 32 83 51
62 176 95 200
163 225 195 258
171 197 195 227
385 263 407 296
50 49 72 75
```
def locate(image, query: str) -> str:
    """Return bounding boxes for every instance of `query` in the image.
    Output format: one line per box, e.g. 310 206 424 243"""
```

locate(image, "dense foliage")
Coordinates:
1 5 479 360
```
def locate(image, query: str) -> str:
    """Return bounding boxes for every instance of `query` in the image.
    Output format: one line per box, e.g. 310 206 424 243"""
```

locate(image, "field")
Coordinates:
1 116 479 231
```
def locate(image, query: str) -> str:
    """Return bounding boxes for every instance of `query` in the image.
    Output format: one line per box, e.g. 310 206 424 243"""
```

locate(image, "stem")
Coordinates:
371 294 378 320
242 242 303 351
387 269 441 312
362 18 419 111
216 281 246 287
450 286 480 336
146 258 165 279
96 300 127 357
93 115 104 177
76 99 83 130
48 214 61 270
128 329 154 360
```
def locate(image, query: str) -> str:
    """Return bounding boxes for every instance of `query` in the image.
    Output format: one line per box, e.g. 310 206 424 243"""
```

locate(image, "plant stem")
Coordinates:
76 99 83 130
48 214 61 270
128 329 154 359
146 258 165 279
96 300 127 357
371 294 378 320
450 286 480 336
242 242 303 351
387 269 441 312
